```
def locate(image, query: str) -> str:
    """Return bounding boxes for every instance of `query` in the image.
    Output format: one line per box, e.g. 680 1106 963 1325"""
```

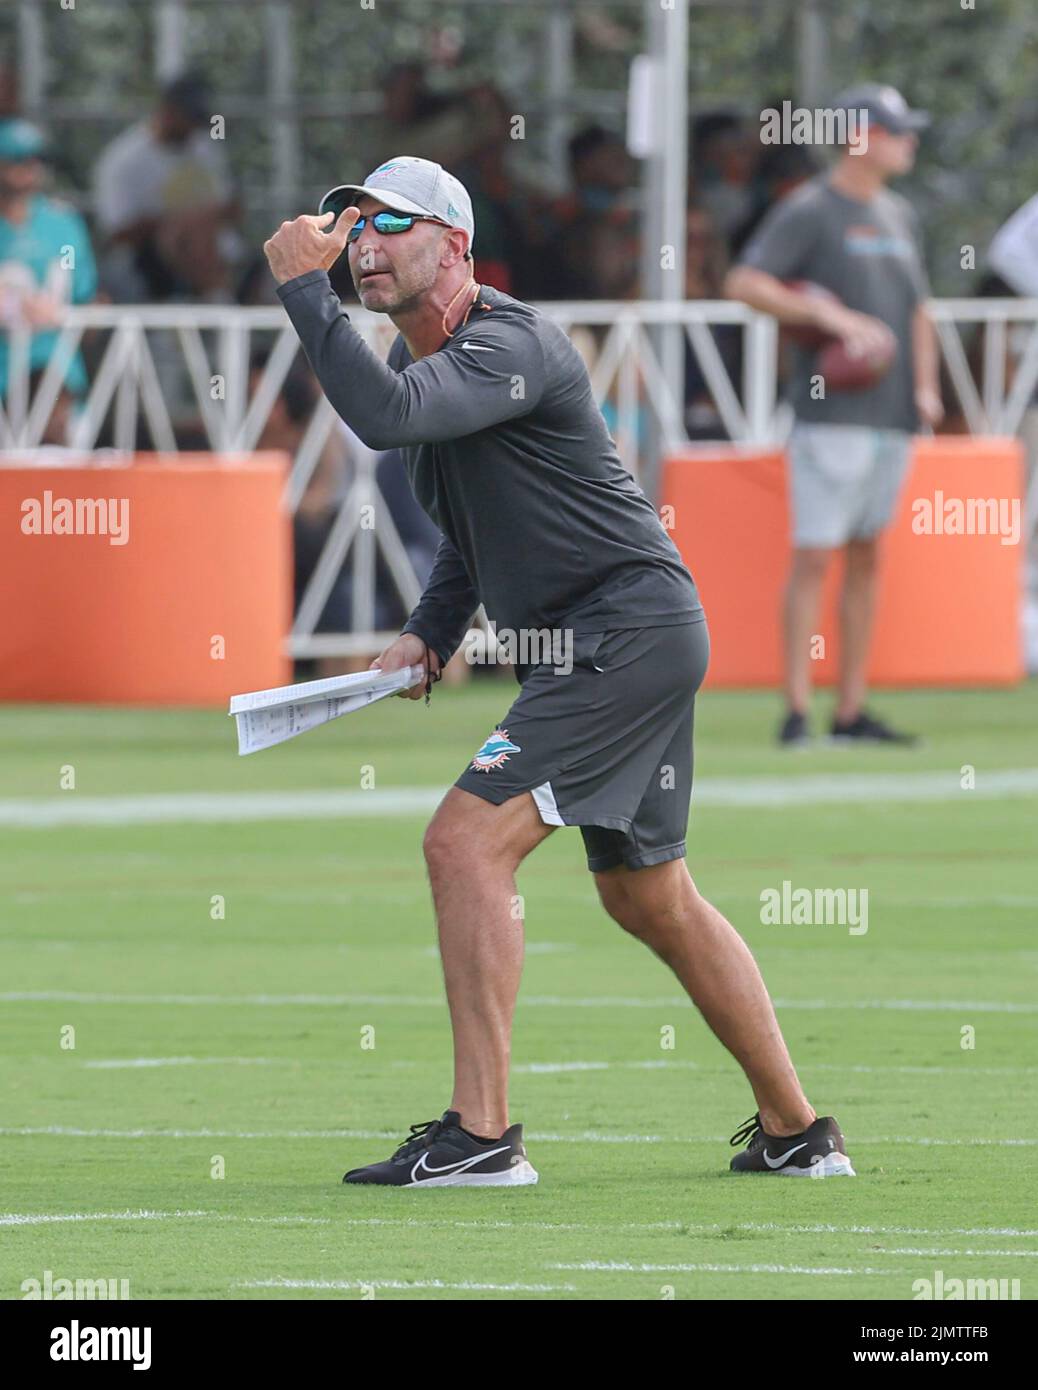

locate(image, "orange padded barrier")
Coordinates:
661 436 1024 687
0 453 291 705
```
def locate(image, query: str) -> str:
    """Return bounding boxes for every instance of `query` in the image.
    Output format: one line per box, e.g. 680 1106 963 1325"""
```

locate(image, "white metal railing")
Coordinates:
2 296 1036 656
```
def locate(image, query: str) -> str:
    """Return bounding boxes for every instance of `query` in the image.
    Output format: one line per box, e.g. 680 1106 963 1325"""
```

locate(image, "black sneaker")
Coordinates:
778 710 810 746
830 710 919 745
342 1110 538 1188
729 1112 855 1177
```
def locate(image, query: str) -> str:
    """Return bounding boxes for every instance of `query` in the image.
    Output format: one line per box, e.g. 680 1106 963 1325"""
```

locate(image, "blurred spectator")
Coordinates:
452 83 537 296
683 204 742 438
0 58 18 117
988 192 1038 297
0 119 96 411
26 367 75 447
93 73 240 303
729 139 819 259
691 112 760 245
986 193 1038 672
535 125 640 299
364 61 474 170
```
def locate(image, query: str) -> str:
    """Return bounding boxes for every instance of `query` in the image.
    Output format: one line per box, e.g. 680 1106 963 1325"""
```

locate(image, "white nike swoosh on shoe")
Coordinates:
410 1145 510 1183
459 342 496 351
763 1141 809 1168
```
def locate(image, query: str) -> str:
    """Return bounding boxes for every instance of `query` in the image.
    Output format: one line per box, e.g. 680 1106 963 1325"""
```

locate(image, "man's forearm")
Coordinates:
724 265 830 328
912 303 940 393
277 270 421 450
275 261 545 451
400 537 480 669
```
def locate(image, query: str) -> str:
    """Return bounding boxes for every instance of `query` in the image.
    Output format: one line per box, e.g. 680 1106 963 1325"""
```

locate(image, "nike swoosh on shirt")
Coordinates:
763 1141 809 1168
410 1145 510 1182
459 341 497 352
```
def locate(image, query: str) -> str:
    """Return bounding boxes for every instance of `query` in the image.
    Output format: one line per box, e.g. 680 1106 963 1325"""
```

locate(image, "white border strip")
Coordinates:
3 991 1036 1013
1 1125 1033 1146
2 767 1036 828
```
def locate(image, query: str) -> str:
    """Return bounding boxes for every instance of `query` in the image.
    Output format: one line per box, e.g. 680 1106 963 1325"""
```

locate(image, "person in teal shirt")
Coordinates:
0 119 97 405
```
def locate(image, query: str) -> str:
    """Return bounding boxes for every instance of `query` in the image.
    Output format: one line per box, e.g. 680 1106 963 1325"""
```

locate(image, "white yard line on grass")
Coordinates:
237 1278 578 1293
1 1125 1034 1147
4 990 1037 1014
0 790 441 829
340 1217 1038 1240
880 1248 1038 1259
3 767 1037 829
512 1059 1038 1077
551 1261 910 1276
83 1057 285 1069
4 1210 1035 1244
0 1209 212 1227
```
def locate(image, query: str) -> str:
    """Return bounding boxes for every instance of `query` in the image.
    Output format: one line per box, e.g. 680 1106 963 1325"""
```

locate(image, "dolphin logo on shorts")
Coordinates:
471 728 521 772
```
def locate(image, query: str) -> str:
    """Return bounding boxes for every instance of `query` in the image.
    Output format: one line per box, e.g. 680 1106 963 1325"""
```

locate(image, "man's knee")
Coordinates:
594 870 632 928
844 536 880 575
790 546 832 582
595 862 698 943
423 788 548 883
423 807 481 881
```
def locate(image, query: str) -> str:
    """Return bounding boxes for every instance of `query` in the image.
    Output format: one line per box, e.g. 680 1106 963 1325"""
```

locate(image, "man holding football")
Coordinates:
726 84 942 747
264 154 854 1186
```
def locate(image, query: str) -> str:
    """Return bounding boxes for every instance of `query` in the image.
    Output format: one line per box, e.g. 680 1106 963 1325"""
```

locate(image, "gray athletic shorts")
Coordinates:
788 423 913 548
454 619 710 872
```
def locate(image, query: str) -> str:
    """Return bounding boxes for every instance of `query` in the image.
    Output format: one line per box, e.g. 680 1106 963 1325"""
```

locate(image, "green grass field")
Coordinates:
1 683 1036 1301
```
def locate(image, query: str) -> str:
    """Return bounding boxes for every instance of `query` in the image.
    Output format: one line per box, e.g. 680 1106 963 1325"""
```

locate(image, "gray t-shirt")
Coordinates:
276 272 703 665
739 176 930 430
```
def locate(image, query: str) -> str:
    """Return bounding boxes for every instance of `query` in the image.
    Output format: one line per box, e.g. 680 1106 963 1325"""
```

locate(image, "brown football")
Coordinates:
816 335 897 391
782 280 896 390
781 280 843 349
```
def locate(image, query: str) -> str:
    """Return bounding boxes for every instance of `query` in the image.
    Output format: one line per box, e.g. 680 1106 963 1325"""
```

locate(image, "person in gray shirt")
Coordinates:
264 156 854 1187
727 84 943 747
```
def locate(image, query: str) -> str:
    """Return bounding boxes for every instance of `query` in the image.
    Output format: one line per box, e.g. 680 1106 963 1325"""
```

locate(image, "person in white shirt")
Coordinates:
93 73 240 302
988 194 1038 672
989 193 1038 299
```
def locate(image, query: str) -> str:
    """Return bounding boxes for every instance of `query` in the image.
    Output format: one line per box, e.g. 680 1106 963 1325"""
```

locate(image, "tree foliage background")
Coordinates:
0 0 1035 293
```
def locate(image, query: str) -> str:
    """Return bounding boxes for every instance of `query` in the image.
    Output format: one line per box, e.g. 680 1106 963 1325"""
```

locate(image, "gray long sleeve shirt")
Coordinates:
276 270 703 667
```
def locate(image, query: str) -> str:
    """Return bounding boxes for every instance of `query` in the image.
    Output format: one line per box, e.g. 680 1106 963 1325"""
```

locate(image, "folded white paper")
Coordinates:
229 665 423 755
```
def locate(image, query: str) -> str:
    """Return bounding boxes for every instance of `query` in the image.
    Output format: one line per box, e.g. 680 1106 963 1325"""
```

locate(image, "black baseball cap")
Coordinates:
832 83 930 136
161 72 211 125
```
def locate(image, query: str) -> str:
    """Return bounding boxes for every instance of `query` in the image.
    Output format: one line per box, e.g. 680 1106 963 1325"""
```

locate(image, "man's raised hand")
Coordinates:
263 208 358 285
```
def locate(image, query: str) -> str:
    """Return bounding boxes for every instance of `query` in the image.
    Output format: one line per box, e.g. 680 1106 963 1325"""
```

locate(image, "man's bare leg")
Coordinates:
783 546 834 713
595 857 814 1136
422 786 553 1138
835 535 880 723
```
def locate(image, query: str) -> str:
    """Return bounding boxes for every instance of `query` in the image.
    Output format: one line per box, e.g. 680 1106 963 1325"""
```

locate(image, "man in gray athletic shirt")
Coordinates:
264 155 853 1186
727 84 942 748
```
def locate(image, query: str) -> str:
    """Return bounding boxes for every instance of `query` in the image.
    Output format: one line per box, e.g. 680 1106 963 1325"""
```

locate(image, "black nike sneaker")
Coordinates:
729 1113 855 1177
830 710 919 746
778 709 810 747
343 1110 538 1188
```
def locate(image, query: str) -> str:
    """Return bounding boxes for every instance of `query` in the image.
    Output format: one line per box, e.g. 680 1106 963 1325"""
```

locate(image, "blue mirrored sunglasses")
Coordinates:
344 210 449 243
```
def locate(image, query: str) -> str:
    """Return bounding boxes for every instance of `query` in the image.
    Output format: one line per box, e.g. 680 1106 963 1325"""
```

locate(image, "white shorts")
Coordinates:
788 423 913 549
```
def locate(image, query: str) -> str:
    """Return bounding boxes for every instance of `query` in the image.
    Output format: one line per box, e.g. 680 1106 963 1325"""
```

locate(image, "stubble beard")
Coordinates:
355 253 438 317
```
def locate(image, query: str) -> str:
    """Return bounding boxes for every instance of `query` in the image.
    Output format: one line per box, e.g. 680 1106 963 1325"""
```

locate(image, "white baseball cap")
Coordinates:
318 155 475 256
